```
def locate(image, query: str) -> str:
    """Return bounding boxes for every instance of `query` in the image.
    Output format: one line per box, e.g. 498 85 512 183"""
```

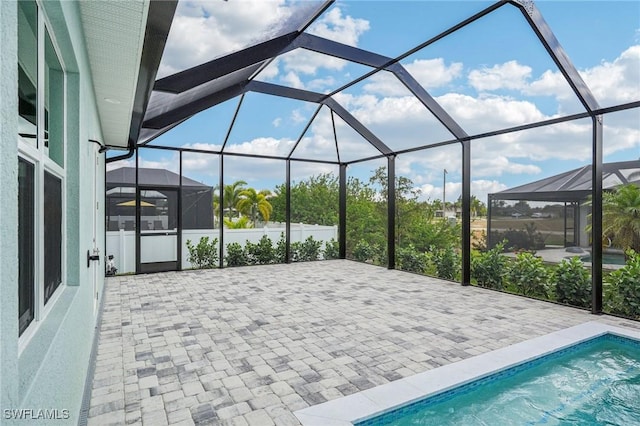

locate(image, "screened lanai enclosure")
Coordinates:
105 0 640 319
488 160 640 250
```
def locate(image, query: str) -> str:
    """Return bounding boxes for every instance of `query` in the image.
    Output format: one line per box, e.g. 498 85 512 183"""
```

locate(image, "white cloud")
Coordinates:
471 180 509 202
407 59 464 90
158 0 304 78
474 46 640 108
178 138 337 186
580 45 640 105
307 76 337 92
272 7 369 89
106 158 132 172
281 50 349 76
525 69 573 100
472 156 541 178
308 7 369 45
437 93 546 130
281 71 305 89
291 109 306 124
468 60 532 91
272 117 282 127
603 109 640 156
417 180 508 204
256 58 281 81
333 92 454 149
363 59 463 96
224 137 295 157
105 156 181 174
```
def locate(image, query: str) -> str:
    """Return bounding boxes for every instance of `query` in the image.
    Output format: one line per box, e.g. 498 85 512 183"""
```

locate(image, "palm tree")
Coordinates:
214 180 247 220
601 184 640 253
470 196 486 218
223 216 252 229
236 188 273 227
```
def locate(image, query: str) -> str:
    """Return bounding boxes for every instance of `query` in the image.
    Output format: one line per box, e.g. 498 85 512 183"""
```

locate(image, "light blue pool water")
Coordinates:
356 334 640 426
579 253 626 265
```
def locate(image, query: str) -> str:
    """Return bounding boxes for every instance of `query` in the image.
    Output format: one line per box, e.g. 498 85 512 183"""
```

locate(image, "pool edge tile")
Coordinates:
295 321 640 426
293 412 353 426
294 392 381 423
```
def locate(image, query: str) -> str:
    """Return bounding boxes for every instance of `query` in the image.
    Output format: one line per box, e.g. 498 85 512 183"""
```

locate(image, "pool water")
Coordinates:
580 253 626 265
356 335 640 426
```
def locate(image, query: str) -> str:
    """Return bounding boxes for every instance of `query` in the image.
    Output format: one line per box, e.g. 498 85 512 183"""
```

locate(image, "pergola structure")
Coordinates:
105 0 640 314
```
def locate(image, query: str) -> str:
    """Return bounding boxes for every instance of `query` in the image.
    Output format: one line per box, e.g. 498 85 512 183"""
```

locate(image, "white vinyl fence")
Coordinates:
106 223 338 274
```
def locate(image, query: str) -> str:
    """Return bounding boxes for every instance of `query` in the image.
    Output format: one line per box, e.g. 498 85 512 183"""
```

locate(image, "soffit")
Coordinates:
78 1 149 148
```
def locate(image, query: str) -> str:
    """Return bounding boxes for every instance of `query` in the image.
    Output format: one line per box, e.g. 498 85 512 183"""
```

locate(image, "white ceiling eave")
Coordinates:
79 0 150 148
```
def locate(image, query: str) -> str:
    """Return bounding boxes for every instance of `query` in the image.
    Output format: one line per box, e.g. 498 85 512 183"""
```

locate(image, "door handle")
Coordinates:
87 250 100 267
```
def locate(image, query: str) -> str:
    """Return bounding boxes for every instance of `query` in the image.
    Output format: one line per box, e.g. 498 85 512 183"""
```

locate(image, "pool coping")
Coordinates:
293 321 640 425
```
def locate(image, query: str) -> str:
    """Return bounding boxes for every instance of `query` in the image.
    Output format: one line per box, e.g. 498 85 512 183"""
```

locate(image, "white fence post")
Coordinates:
119 228 125 274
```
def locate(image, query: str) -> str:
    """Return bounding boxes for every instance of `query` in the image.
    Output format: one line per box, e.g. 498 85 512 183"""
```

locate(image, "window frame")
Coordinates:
18 2 67 350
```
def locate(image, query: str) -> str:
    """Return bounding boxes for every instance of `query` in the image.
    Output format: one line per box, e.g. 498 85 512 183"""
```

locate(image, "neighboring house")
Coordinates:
106 167 214 231
105 166 214 274
0 1 175 424
488 160 640 248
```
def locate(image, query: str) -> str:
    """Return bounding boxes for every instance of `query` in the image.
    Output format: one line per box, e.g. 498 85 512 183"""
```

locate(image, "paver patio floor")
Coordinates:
86 260 639 425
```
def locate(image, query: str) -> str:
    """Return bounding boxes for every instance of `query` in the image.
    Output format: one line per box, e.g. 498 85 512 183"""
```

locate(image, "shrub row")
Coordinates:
472 244 590 306
186 235 340 268
489 222 545 252
472 246 640 318
354 240 461 281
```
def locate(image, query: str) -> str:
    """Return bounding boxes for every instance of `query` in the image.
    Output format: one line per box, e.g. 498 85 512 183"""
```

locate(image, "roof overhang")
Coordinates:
489 160 640 202
78 0 176 149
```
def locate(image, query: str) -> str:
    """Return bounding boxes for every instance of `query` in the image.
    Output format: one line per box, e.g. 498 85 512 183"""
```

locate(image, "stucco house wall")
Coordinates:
1 1 106 424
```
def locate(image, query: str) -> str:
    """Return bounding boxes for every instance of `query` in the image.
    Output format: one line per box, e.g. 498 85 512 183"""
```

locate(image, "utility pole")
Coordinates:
443 169 447 217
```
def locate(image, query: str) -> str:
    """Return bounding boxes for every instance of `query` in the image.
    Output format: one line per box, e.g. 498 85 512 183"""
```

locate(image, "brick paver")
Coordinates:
87 260 639 425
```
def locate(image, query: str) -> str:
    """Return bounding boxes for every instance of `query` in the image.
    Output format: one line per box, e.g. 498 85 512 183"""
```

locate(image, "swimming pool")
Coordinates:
294 322 640 426
580 253 626 266
356 334 640 425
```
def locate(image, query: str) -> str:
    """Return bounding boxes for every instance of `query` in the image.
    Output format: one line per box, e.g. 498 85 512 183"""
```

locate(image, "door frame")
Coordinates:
135 185 182 274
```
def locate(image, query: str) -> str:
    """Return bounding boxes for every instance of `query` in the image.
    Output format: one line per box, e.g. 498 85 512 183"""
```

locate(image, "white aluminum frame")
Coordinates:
18 1 68 352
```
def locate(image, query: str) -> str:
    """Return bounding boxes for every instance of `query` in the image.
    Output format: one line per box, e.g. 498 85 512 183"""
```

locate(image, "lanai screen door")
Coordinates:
136 186 180 273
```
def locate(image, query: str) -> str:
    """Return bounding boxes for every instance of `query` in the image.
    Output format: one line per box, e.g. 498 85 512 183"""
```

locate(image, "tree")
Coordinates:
470 196 486 218
346 176 386 254
513 200 532 216
223 216 252 229
270 173 339 225
601 184 640 252
368 166 424 248
267 170 462 260
237 188 273 227
214 180 247 220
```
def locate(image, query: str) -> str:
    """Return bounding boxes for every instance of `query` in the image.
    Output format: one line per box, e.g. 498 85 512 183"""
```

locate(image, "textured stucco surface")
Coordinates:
2 2 106 424
0 0 20 414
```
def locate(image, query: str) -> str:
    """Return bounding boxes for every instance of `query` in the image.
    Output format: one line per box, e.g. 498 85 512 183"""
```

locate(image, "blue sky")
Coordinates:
109 0 640 204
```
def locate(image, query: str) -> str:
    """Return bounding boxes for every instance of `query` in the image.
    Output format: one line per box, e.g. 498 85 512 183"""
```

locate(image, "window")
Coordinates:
44 171 62 304
45 29 64 167
18 0 37 148
18 159 35 335
17 1 67 340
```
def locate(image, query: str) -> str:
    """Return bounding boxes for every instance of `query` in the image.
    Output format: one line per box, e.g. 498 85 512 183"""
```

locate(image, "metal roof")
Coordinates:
106 167 210 188
490 160 640 201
